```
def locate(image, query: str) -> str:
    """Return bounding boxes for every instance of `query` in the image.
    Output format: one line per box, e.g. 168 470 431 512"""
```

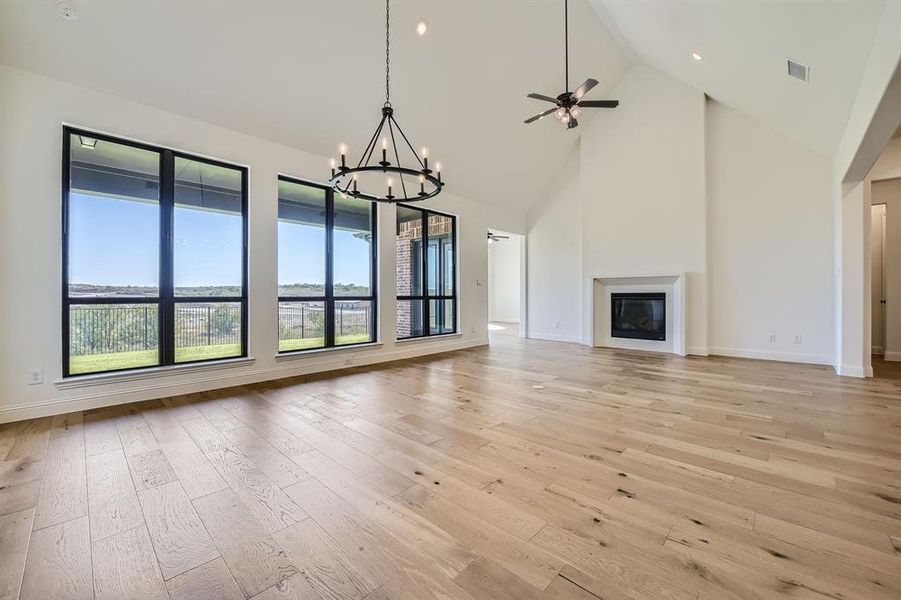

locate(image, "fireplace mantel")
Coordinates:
590 273 686 356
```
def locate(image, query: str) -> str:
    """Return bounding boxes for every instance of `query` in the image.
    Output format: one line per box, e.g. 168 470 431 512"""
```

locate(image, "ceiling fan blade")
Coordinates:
578 100 619 108
571 78 598 100
524 107 557 124
527 93 560 104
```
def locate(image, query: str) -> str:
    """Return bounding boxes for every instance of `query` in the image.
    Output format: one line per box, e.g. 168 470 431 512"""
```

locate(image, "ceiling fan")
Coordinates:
487 231 510 243
524 0 619 130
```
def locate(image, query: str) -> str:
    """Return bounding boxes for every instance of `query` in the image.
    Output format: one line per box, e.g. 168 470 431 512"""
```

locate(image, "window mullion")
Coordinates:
325 189 335 347
421 209 430 336
160 149 175 366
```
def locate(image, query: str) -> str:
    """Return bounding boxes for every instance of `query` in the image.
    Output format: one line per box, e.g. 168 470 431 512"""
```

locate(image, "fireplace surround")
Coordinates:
590 274 686 355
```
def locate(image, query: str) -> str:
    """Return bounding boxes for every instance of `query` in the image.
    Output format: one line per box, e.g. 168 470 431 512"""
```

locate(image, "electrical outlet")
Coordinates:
793 335 802 344
768 333 776 343
470 326 476 333
554 321 560 329
27 368 43 385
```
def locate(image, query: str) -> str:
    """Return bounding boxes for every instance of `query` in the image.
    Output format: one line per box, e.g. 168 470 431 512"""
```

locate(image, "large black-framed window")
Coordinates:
277 176 377 352
62 127 248 377
396 205 457 339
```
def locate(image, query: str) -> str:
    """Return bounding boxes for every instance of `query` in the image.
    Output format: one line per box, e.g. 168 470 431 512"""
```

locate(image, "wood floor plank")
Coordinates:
127 448 178 491
33 431 87 530
165 557 243 600
5 418 51 462
49 412 83 440
221 425 311 487
283 476 475 600
86 448 143 541
206 445 308 533
83 408 123 457
138 480 219 580
192 487 299 598
142 406 228 500
0 479 40 518
92 525 168 600
0 508 33 600
20 515 92 600
2 331 901 600
272 517 380 600
116 408 160 457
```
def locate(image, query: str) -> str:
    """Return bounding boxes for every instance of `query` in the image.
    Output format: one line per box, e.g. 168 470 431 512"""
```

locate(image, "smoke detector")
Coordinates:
787 59 809 83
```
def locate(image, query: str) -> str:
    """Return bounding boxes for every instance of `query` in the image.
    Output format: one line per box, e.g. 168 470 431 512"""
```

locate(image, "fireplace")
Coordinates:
611 292 665 341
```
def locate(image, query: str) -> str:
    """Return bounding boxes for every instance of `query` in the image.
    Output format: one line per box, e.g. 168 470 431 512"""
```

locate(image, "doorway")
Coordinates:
487 229 525 341
871 177 901 377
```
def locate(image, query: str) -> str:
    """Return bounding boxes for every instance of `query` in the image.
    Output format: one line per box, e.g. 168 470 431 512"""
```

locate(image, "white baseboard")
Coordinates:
835 364 868 378
883 351 901 362
527 331 582 344
872 345 884 355
708 346 833 366
686 346 709 356
0 337 488 424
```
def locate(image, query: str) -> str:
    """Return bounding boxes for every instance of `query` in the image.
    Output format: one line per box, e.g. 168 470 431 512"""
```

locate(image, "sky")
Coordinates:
69 192 371 288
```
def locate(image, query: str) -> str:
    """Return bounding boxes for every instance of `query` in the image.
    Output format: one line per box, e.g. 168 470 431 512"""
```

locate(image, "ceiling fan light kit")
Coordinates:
524 0 619 129
328 0 444 203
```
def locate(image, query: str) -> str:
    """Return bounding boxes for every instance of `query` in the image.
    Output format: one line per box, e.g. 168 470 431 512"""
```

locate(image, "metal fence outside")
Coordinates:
278 301 371 342
70 303 241 356
70 301 370 356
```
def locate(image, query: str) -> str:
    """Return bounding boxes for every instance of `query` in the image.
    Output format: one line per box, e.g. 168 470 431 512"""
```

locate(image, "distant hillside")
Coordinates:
70 283 369 298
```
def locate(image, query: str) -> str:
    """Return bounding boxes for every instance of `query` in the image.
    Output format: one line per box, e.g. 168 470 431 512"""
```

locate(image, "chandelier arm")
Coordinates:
359 114 388 169
390 115 426 170
386 117 408 198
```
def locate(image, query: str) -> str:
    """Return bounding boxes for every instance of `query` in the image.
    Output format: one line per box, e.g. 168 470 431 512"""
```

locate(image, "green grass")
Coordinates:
279 337 325 352
278 333 371 353
70 343 242 375
70 335 374 374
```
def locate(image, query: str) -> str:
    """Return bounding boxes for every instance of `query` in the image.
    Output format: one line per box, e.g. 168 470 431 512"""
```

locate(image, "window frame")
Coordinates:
61 126 249 377
395 204 458 340
277 175 378 353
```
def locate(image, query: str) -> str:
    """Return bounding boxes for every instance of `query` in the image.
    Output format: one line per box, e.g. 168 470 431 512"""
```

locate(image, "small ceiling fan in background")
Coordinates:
524 0 619 129
487 231 510 243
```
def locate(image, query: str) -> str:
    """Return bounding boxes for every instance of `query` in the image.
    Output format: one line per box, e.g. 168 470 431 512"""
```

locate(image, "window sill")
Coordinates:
275 341 383 361
55 356 256 389
395 332 462 344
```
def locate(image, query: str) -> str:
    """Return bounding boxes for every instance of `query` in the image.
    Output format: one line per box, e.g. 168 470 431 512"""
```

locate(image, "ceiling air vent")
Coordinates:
787 59 809 83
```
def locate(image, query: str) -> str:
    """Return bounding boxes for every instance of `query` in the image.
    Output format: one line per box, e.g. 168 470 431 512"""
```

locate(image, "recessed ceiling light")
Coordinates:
79 136 97 149
55 0 77 21
691 52 703 61
416 20 428 36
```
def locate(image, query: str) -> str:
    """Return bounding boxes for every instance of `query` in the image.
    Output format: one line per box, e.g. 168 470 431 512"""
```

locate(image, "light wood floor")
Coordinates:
2 327 901 600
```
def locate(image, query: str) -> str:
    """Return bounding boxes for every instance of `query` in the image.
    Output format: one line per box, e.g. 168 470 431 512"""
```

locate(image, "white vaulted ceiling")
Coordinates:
592 0 888 157
0 0 630 209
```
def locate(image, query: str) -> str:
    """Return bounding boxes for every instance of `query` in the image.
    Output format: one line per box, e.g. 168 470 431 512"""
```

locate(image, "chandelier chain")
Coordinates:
385 0 390 105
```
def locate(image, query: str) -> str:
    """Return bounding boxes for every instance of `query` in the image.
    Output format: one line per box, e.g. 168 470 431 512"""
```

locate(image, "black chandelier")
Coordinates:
328 0 444 203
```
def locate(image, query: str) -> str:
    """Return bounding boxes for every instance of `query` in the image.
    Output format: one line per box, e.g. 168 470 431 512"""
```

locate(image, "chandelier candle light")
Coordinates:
328 0 445 203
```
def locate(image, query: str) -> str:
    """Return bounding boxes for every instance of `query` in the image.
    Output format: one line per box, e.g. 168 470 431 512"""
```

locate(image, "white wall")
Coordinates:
870 137 901 181
832 1 901 376
526 148 582 343
0 65 524 422
871 204 886 354
872 178 901 360
526 66 837 366
487 232 521 323
706 101 834 364
579 66 708 352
